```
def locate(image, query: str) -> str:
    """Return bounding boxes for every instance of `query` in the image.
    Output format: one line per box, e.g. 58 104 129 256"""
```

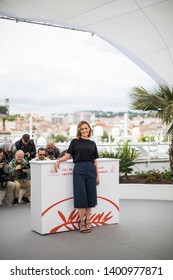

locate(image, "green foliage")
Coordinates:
92 110 148 119
0 106 8 115
99 151 116 158
2 115 17 121
99 140 141 176
115 140 141 176
134 170 148 179
138 136 147 142
138 135 155 142
129 83 173 174
51 134 68 143
101 130 114 142
101 130 109 142
129 84 173 135
162 169 172 180
135 169 172 183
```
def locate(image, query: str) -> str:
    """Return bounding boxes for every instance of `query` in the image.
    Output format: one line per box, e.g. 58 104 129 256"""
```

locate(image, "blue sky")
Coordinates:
0 19 154 115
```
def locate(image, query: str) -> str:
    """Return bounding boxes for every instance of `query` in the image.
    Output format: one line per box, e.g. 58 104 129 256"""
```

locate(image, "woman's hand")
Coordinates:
54 160 60 172
54 153 71 172
96 175 100 185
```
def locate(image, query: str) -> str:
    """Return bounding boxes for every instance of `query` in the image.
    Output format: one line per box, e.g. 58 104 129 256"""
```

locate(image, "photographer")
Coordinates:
3 140 16 164
9 150 30 205
0 148 15 207
0 140 16 164
32 147 49 161
45 142 60 160
15 134 36 161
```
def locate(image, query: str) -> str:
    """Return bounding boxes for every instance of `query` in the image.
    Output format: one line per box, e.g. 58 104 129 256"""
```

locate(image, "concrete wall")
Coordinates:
1 184 173 204
133 159 169 174
119 184 173 201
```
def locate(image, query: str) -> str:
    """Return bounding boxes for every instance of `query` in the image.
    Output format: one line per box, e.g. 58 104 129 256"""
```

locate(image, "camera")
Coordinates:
0 161 8 172
17 162 30 180
21 162 30 170
24 153 28 161
47 151 54 160
49 154 54 160
0 161 9 188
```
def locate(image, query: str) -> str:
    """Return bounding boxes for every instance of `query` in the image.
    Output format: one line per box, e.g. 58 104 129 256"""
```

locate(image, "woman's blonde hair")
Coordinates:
76 121 92 138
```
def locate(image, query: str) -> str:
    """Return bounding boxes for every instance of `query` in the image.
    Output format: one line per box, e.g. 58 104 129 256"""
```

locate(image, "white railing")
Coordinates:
55 141 170 162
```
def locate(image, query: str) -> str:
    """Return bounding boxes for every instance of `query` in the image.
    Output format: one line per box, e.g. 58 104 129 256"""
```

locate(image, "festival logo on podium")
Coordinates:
41 196 119 234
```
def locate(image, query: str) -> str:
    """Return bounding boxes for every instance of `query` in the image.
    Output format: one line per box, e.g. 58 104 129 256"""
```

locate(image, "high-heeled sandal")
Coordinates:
79 220 87 233
85 220 91 233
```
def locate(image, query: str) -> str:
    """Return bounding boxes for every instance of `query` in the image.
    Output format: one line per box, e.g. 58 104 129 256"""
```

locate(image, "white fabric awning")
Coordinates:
0 0 173 86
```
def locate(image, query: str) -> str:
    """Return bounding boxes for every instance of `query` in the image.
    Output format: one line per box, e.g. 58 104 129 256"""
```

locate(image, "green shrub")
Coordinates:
99 140 141 177
135 169 172 183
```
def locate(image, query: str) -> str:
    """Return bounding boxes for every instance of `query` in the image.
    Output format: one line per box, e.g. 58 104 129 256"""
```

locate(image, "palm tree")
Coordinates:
129 84 173 175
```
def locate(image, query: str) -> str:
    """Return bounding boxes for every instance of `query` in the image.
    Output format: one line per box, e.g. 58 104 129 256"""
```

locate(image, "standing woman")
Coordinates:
54 120 99 233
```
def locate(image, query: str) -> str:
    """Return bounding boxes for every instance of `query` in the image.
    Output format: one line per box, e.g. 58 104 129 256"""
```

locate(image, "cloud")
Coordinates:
0 20 154 115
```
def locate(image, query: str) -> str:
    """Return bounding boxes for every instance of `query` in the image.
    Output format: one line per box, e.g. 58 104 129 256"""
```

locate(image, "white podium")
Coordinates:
30 158 119 235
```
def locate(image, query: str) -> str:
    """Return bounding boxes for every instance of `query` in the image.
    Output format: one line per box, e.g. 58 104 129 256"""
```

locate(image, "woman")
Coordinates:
54 121 99 233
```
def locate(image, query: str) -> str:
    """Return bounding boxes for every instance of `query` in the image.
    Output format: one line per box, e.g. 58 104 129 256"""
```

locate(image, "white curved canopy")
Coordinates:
0 0 173 86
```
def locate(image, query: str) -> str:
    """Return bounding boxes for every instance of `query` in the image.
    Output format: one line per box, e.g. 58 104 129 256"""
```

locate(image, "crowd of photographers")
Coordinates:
0 134 62 207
